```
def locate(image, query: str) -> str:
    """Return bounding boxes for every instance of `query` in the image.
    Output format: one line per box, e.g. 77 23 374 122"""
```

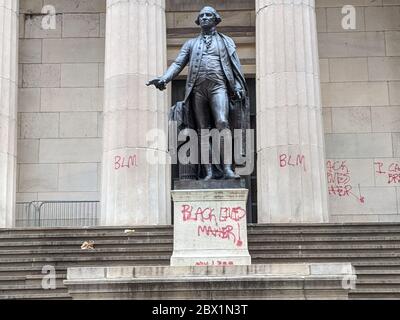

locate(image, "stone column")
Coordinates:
0 0 18 228
101 0 170 226
256 0 329 223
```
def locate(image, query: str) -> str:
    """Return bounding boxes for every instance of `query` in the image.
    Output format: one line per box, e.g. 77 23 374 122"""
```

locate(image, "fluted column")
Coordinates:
101 0 170 225
0 0 18 228
256 0 329 223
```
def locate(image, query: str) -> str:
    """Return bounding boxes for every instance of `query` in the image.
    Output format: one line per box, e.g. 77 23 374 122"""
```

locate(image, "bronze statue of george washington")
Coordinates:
147 6 250 181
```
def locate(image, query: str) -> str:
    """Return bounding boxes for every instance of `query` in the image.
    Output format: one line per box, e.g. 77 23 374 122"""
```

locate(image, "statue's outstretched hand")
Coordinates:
146 78 167 91
234 88 245 101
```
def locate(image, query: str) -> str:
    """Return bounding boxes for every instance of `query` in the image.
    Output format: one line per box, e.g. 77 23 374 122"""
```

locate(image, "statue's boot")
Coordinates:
203 164 214 181
219 134 240 180
224 164 240 179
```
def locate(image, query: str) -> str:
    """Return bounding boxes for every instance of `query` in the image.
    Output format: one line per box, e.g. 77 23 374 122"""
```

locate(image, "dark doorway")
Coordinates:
171 79 257 223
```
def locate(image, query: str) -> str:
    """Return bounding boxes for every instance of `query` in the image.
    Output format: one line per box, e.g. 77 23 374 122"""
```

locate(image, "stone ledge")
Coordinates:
64 263 356 300
67 263 354 279
171 189 249 201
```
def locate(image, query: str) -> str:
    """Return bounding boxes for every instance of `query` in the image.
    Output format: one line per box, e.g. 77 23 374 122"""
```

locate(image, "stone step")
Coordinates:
0 267 69 277
0 232 173 241
1 244 400 256
0 226 171 234
23 229 390 236
3 225 400 239
4 242 400 251
252 243 400 250
352 261 400 267
250 236 400 242
349 288 400 299
1 252 400 264
0 234 397 244
355 281 400 292
0 274 66 288
3 223 400 233
0 247 173 257
250 247 400 254
1 252 400 261
356 276 400 282
250 249 400 256
0 276 26 285
0 239 173 248
0 284 68 295
0 293 72 300
4 234 400 244
250 226 400 232
253 257 400 265
25 273 66 279
0 265 67 272
356 279 400 285
356 269 400 275
25 274 66 287
350 296 400 300
1 238 400 247
252 252 400 259
249 223 400 229
0 256 171 268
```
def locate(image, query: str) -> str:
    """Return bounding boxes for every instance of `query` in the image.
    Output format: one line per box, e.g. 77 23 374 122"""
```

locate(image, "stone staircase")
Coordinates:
0 223 400 299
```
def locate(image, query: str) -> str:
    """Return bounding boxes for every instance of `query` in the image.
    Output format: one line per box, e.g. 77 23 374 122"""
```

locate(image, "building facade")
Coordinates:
1 0 400 228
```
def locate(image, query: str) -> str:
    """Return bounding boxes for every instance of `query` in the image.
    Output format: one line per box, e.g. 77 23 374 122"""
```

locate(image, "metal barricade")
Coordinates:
15 201 100 227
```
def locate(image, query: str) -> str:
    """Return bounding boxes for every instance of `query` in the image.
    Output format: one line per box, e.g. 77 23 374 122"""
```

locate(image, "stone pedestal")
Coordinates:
0 0 18 228
256 0 329 223
170 189 251 266
100 0 170 226
174 179 246 190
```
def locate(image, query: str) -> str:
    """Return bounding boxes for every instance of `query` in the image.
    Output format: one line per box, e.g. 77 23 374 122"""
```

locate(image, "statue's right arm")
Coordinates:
161 40 192 84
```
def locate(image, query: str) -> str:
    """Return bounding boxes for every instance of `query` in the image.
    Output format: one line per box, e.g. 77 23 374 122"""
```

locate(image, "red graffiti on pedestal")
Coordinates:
326 160 365 204
219 207 246 222
180 205 246 247
195 260 234 266
181 205 217 224
197 225 243 247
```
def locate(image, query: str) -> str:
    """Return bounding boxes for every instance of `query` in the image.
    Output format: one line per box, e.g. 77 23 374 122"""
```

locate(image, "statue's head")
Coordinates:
195 6 222 28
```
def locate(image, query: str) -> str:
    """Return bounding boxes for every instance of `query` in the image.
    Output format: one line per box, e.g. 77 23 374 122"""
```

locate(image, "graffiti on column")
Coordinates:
374 161 400 184
114 155 138 170
279 154 307 172
326 160 365 204
180 205 245 247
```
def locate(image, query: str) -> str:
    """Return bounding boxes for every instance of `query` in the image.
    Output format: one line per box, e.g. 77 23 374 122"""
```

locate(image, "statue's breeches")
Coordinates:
191 80 230 131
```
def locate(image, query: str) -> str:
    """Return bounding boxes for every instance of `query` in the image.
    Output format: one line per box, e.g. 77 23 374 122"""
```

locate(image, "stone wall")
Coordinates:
318 0 400 222
17 0 105 203
15 0 400 223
